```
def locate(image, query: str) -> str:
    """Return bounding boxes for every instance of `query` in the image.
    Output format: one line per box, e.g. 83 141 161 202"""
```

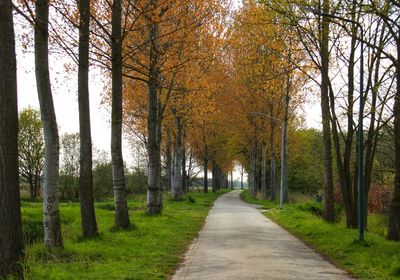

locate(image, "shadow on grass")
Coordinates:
109 223 137 233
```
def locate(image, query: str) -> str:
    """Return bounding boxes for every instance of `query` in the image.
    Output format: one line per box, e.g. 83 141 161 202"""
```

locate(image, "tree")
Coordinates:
60 133 80 200
0 0 24 276
111 0 130 227
18 108 45 198
146 0 163 213
35 0 63 247
78 0 98 237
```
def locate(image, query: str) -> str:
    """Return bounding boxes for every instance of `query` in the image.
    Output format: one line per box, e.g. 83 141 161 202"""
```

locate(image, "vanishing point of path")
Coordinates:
173 190 353 280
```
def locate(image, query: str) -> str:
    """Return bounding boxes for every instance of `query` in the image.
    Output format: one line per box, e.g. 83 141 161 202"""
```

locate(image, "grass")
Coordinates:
240 189 400 279
22 190 229 279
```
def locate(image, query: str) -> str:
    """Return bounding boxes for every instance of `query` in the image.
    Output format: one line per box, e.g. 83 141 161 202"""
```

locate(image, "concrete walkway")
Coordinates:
172 190 353 280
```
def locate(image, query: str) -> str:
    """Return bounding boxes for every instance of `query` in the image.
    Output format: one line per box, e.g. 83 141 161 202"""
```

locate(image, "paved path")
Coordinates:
173 190 353 280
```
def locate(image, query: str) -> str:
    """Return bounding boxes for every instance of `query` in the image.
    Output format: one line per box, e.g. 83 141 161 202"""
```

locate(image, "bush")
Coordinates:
368 183 392 213
297 202 342 222
288 129 324 194
126 170 147 194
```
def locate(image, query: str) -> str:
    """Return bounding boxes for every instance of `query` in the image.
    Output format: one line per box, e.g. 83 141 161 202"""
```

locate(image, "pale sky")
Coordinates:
16 50 133 163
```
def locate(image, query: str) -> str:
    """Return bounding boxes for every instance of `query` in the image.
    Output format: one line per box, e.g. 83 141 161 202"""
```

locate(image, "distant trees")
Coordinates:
0 0 24 276
18 108 45 198
59 133 80 200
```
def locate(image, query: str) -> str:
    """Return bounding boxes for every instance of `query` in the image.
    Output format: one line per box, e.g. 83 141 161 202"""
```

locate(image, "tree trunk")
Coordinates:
111 0 130 228
182 130 187 194
387 36 400 240
34 171 40 198
35 0 63 247
320 0 335 222
250 142 257 197
212 160 217 192
203 149 208 193
166 131 172 192
172 118 183 201
147 0 162 214
0 1 24 276
282 74 290 203
28 173 35 198
261 141 267 198
78 0 98 238
241 164 244 190
328 0 358 229
270 121 276 201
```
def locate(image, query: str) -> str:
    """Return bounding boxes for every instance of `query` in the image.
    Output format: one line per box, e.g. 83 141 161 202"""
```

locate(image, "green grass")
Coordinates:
22 190 229 279
240 190 400 279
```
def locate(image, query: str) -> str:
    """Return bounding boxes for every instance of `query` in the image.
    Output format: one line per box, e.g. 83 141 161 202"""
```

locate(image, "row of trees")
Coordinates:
2 0 400 277
255 0 400 239
1 0 230 277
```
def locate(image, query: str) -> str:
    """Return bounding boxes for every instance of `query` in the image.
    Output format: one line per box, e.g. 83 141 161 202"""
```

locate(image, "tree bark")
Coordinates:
270 120 276 201
182 133 187 194
241 164 244 190
78 0 98 237
35 0 63 247
111 0 130 228
250 141 257 197
230 171 234 189
166 131 172 192
0 1 24 276
172 117 183 201
320 0 335 222
387 36 400 240
261 141 267 198
212 160 217 192
203 157 208 193
147 0 162 214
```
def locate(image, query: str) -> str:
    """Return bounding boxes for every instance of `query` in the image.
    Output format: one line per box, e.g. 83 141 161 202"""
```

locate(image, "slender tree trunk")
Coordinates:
241 164 244 190
147 0 162 214
387 37 400 240
230 171 234 189
172 118 183 201
282 74 290 203
0 1 24 275
261 141 267 198
166 131 172 192
35 0 63 247
111 0 130 228
320 0 335 222
78 0 98 237
182 130 187 194
29 173 35 198
203 149 208 193
364 26 385 229
270 121 276 201
250 142 256 197
34 171 40 198
329 1 358 229
212 160 217 192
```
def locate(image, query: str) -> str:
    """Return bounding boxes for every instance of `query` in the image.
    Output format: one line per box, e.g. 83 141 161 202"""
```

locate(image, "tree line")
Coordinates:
1 0 400 278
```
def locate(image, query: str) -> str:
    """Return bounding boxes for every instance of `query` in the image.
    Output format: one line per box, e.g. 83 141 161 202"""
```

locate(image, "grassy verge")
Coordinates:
22 190 229 279
240 190 400 279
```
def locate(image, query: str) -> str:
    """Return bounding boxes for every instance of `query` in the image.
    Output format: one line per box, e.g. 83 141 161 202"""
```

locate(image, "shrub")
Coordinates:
297 202 342 222
187 195 196 203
